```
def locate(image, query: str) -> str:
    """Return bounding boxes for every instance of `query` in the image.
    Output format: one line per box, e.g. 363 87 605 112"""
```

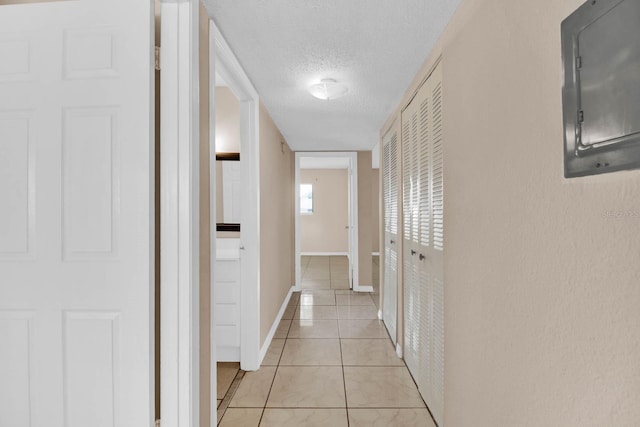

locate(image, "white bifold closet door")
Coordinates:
402 62 444 426
382 122 400 344
0 1 154 426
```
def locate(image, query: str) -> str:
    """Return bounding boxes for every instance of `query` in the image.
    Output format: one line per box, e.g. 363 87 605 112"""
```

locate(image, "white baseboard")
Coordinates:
357 285 374 293
258 286 294 366
301 252 349 257
396 342 403 358
372 252 380 256
377 309 383 320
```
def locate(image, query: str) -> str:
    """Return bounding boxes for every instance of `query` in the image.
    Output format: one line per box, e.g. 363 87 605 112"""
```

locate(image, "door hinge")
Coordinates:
578 110 584 123
576 55 582 69
154 46 161 71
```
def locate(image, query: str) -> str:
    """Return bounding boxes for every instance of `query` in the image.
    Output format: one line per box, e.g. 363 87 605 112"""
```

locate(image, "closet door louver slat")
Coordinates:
402 120 412 242
410 113 420 245
390 133 399 236
419 96 431 248
432 81 444 252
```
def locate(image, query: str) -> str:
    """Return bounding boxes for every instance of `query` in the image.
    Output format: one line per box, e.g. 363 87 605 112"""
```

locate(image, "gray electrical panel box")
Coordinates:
562 0 640 177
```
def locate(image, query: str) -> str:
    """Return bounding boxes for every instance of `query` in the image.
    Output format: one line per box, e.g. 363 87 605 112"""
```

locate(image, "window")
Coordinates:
300 184 313 214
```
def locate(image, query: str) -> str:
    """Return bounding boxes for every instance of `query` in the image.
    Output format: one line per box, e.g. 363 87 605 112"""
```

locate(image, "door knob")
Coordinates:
419 253 425 261
390 239 395 244
239 246 245 250
411 250 416 256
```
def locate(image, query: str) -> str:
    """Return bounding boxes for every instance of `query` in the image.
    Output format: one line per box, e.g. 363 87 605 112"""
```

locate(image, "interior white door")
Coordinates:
222 160 242 223
347 154 358 290
0 1 154 426
382 124 399 344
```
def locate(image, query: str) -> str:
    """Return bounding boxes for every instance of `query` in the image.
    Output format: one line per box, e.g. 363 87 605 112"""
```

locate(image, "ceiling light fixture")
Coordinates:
308 79 349 101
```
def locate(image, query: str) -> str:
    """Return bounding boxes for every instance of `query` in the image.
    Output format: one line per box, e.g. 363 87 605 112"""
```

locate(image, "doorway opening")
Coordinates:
294 152 361 292
208 18 262 427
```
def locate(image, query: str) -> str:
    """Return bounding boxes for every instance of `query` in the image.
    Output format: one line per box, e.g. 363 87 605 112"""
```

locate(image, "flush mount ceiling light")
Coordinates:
308 79 349 101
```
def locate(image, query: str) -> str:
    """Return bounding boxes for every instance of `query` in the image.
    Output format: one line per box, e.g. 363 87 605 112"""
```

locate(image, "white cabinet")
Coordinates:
215 238 241 361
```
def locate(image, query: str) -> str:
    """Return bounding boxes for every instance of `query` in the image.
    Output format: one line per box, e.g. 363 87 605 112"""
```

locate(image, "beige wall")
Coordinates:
382 0 640 425
197 3 212 427
259 103 294 346
215 86 241 153
300 169 349 253
371 168 380 254
357 151 373 286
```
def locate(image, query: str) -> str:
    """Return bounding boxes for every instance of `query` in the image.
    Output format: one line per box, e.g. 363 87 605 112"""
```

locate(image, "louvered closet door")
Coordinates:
382 123 400 344
428 64 445 426
402 89 420 383
402 62 445 426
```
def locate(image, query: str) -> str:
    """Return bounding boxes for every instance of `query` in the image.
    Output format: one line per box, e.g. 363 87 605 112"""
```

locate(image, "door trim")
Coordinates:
210 20 261 372
294 152 360 292
160 1 200 426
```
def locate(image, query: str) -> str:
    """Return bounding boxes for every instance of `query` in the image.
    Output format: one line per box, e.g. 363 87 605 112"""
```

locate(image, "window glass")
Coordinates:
300 184 313 214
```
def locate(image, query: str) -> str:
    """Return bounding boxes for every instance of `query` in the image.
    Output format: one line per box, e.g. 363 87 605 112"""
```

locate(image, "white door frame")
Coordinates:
160 1 200 426
294 152 360 291
210 20 261 372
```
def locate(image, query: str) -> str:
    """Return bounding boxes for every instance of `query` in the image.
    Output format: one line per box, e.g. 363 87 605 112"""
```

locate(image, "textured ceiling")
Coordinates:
204 0 461 152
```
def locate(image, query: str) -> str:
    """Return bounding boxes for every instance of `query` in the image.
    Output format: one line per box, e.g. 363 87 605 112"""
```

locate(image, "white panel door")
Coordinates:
382 123 399 344
0 1 154 427
222 160 242 223
215 257 241 362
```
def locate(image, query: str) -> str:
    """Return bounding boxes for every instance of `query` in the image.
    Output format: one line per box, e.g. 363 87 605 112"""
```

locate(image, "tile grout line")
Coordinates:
216 367 245 425
338 287 351 427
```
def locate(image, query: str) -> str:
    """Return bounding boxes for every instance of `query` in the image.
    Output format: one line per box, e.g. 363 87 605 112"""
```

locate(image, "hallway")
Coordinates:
216 257 434 426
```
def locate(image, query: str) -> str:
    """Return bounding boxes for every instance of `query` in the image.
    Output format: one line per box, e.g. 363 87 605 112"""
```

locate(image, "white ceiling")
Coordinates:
204 0 461 152
300 157 350 170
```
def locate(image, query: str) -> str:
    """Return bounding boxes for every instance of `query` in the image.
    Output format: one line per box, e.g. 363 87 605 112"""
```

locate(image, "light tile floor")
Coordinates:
218 257 436 426
217 362 240 409
300 255 352 290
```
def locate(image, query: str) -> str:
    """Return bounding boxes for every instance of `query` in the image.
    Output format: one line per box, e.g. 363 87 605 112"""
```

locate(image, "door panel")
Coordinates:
0 1 154 426
428 70 445 424
382 123 399 343
402 62 444 426
347 154 358 289
402 95 419 380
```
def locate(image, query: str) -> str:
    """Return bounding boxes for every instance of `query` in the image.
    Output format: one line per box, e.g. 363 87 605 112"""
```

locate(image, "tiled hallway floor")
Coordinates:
299 255 352 290
217 362 240 410
218 258 436 427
